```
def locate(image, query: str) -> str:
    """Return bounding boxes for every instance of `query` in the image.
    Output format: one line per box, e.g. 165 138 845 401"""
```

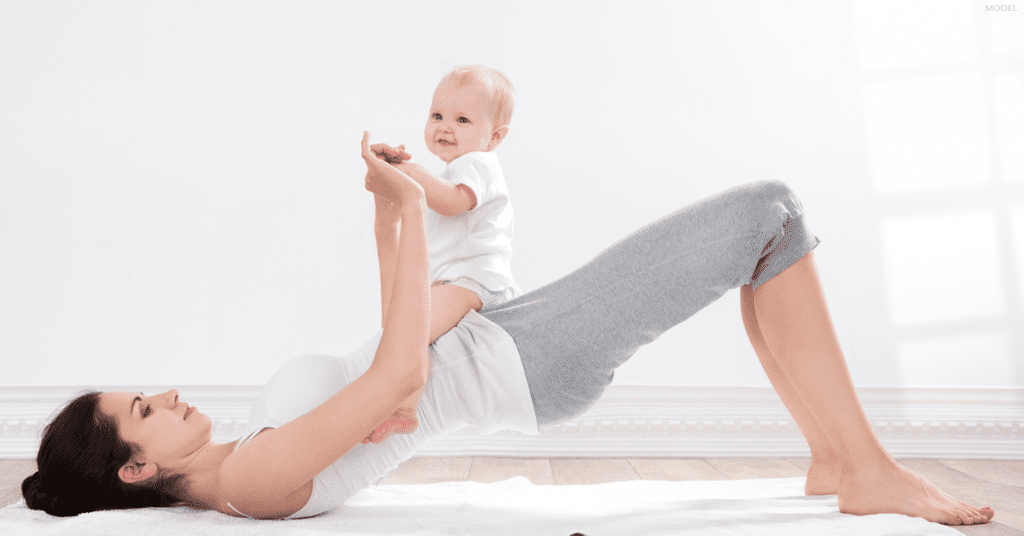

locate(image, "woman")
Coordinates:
22 133 994 525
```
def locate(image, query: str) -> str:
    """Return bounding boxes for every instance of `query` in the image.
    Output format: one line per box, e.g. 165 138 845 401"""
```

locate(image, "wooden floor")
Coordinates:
2 457 1021 534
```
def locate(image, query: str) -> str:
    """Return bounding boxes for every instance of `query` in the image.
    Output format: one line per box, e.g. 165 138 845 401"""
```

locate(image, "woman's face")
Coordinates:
98 389 212 470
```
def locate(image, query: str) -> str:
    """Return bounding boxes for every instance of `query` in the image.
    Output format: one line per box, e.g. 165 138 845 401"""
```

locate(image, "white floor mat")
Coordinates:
0 476 963 535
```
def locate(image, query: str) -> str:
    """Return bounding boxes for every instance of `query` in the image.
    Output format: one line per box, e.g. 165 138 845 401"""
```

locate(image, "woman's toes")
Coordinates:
959 507 983 525
964 505 990 524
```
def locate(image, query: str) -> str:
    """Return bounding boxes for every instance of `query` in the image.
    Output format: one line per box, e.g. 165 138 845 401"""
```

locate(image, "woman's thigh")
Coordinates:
482 180 820 426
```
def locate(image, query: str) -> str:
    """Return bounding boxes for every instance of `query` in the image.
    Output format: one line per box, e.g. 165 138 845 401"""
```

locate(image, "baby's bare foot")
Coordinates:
838 460 994 525
804 459 840 495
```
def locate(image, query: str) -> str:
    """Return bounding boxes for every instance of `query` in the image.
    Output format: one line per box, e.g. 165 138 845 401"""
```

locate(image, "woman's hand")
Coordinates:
361 132 425 205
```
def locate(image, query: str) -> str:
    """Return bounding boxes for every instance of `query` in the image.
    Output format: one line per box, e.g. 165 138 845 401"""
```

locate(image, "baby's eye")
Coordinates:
457 117 469 124
432 113 442 121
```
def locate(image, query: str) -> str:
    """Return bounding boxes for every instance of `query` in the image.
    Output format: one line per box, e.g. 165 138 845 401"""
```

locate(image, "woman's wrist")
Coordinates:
398 197 427 217
374 221 398 238
374 205 399 227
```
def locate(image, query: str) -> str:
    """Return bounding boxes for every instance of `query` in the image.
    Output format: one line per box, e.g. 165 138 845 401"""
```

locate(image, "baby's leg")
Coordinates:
430 283 483 343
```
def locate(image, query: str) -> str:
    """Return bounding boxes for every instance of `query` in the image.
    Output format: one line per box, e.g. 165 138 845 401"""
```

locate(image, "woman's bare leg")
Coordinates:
751 251 993 525
740 284 840 495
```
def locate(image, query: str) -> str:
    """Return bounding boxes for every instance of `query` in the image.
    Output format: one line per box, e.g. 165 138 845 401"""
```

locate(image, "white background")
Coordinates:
1 0 1022 388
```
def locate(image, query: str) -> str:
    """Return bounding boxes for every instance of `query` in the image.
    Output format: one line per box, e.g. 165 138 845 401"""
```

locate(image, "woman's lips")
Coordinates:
185 406 195 419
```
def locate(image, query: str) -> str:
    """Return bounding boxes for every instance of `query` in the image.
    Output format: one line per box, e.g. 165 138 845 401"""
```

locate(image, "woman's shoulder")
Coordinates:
218 429 315 519
217 479 315 520
214 333 385 518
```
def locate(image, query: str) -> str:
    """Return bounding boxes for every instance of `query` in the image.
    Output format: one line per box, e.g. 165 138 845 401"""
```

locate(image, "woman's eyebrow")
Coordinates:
130 393 143 417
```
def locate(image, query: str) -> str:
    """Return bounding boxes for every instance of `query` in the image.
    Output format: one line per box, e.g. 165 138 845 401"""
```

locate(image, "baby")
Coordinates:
364 65 521 443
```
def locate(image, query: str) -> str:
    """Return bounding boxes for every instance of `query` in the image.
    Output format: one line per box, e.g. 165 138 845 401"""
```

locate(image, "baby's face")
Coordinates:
424 78 499 163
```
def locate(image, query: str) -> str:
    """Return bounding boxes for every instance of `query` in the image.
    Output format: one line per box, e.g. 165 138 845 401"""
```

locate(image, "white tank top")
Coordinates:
230 311 538 519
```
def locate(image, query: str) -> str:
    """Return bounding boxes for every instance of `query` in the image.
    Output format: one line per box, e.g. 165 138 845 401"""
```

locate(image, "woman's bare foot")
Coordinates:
805 458 841 495
838 459 994 525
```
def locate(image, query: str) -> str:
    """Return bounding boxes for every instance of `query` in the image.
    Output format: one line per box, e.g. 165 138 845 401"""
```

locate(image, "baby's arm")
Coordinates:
396 162 477 217
362 284 483 444
370 144 476 217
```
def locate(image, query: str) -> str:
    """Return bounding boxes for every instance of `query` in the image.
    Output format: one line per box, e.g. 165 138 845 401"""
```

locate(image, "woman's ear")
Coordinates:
118 461 158 484
488 125 510 151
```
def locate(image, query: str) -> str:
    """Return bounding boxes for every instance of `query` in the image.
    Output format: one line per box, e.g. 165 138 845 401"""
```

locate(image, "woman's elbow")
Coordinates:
406 366 428 394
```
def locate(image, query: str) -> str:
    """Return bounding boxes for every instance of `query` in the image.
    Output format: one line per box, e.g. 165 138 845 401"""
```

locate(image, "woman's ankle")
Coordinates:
809 449 839 466
838 449 897 477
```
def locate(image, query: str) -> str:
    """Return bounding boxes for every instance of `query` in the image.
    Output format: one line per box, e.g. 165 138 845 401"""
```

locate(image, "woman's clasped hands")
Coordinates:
360 131 422 206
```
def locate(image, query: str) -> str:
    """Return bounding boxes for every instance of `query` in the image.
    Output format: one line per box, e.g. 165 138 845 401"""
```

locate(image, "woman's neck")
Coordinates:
176 440 240 510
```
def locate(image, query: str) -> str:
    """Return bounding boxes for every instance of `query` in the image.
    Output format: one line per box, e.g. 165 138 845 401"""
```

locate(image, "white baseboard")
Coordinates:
2 385 1021 459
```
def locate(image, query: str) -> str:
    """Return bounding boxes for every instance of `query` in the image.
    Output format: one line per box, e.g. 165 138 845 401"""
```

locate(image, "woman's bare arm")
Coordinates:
360 283 485 444
219 133 430 517
374 194 400 328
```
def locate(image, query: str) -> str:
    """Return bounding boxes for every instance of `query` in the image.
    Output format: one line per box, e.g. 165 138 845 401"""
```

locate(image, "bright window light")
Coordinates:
862 74 990 193
898 334 1012 386
994 74 1024 184
852 0 978 70
1012 204 1024 308
988 7 1024 58
881 210 1003 325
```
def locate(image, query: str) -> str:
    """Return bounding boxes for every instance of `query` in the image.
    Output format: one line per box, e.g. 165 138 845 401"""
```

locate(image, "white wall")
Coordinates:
1 1 1022 389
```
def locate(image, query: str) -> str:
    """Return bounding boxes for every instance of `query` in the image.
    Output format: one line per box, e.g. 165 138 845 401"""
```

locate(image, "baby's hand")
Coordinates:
370 143 411 165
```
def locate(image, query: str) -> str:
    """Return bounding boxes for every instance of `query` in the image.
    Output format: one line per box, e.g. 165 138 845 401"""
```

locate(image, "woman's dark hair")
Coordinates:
21 391 192 516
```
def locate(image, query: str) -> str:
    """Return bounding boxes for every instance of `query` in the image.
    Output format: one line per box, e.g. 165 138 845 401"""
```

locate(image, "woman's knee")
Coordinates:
746 180 797 203
736 180 803 218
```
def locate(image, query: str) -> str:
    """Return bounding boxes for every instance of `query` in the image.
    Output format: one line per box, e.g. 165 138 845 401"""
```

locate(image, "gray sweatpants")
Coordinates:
481 181 820 426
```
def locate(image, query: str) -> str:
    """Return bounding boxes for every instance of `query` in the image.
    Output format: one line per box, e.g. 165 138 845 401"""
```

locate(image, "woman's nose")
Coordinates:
164 389 179 407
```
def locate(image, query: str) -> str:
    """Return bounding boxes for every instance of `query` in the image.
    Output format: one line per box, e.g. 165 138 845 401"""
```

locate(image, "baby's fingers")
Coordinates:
370 142 399 157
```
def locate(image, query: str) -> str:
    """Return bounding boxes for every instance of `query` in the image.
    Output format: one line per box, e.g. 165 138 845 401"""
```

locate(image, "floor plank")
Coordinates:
784 457 812 473
940 460 1024 488
704 457 806 479
376 456 473 485
468 457 554 485
627 458 728 481
954 523 1024 536
549 458 639 485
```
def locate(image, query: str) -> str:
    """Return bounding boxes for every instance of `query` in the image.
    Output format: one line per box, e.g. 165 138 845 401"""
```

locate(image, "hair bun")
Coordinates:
22 471 59 514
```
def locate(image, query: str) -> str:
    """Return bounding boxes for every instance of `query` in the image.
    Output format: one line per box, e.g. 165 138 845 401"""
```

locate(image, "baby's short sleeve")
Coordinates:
443 152 497 209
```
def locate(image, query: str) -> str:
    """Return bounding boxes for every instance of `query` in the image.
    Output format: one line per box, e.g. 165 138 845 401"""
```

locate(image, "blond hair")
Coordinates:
442 65 515 128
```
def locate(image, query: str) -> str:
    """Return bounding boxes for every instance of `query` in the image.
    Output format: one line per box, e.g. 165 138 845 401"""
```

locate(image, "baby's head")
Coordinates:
424 65 515 163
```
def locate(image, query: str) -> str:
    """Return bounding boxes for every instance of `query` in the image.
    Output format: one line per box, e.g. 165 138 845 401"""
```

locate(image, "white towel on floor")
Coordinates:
0 477 962 535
